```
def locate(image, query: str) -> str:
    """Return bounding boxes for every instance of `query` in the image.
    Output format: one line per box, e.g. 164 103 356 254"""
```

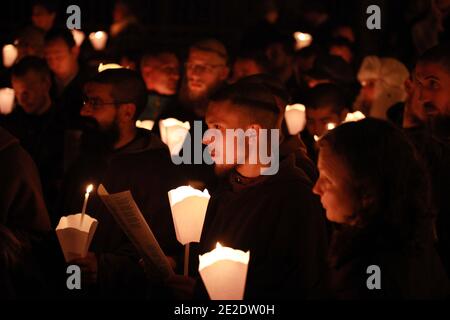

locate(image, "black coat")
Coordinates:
195 155 329 299
326 224 450 299
61 129 185 297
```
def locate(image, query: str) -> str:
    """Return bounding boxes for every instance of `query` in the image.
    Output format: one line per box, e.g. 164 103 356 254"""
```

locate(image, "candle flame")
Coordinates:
314 135 320 142
327 123 336 130
86 184 93 193
95 31 104 39
216 242 222 249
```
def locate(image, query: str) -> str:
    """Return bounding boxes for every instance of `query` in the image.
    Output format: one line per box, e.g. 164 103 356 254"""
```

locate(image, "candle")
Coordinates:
136 120 155 131
2 44 18 68
89 31 108 51
293 32 313 50
314 135 320 142
81 184 94 219
327 123 336 130
0 88 15 115
159 118 191 156
198 242 250 300
284 104 306 135
168 186 210 275
344 111 366 123
71 29 85 47
98 63 123 73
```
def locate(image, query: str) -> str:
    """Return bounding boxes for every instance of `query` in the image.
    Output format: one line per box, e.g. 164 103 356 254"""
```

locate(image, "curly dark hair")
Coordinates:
319 118 434 252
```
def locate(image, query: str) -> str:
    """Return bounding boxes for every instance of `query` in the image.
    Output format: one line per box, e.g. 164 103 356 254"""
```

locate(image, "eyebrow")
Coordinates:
425 75 440 80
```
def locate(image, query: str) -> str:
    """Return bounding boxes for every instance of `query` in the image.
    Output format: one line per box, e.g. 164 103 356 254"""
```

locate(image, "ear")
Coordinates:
219 65 230 81
246 123 262 139
119 103 137 122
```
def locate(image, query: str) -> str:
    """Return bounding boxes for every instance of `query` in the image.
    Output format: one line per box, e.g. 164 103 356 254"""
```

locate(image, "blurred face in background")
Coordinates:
183 48 228 100
31 5 56 32
414 62 450 120
306 105 345 137
12 70 51 115
329 45 353 64
313 145 358 225
229 58 264 83
44 38 79 80
141 53 180 95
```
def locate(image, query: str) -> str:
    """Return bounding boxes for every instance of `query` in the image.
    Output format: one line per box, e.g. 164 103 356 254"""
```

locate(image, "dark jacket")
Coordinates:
326 224 450 299
280 134 318 183
0 126 50 232
195 155 328 299
61 129 184 298
0 105 65 221
405 127 450 277
0 126 54 298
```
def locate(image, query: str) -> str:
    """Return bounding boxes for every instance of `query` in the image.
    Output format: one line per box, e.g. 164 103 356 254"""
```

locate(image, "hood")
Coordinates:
0 126 19 152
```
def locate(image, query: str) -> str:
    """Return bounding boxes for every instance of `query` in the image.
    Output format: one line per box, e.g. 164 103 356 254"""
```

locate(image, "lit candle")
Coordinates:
199 242 250 300
293 32 313 50
327 122 336 130
136 120 155 131
89 31 108 51
71 29 85 47
0 88 15 114
81 184 94 220
344 111 366 123
314 135 320 142
284 104 306 135
2 44 18 68
98 63 123 73
168 186 210 276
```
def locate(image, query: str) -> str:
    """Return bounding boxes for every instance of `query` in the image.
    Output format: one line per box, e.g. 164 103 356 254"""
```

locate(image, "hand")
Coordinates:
70 252 98 285
165 274 196 300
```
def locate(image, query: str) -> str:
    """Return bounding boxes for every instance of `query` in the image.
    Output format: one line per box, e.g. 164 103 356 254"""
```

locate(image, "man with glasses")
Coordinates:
60 68 183 298
174 38 230 121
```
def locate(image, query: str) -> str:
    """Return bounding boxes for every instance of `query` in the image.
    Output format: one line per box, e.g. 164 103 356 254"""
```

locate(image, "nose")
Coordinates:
417 86 431 103
312 180 322 196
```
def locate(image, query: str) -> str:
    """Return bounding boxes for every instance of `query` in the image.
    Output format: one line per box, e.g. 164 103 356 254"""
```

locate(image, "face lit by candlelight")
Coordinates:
414 62 450 120
32 4 56 32
204 100 257 176
306 106 345 137
313 146 358 225
229 58 265 84
80 82 122 149
44 38 79 80
141 52 180 95
181 48 228 103
12 70 51 115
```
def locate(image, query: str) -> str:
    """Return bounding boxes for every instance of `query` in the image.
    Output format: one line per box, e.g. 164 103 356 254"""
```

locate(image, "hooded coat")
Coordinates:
195 155 328 299
61 129 185 298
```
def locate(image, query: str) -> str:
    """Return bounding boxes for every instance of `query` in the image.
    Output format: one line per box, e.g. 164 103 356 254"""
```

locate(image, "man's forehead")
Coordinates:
414 62 449 80
188 48 225 64
206 100 239 122
84 82 113 96
45 39 70 51
307 105 337 118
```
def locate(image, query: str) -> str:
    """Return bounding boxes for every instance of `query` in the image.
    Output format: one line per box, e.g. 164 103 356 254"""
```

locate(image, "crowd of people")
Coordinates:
0 0 449 300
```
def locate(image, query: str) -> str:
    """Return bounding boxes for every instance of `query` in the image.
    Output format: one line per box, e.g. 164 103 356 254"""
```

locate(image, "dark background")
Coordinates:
0 0 411 58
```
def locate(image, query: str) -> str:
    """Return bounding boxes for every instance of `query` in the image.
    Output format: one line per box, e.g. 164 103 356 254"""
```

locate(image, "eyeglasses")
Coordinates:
82 98 118 110
185 62 225 74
